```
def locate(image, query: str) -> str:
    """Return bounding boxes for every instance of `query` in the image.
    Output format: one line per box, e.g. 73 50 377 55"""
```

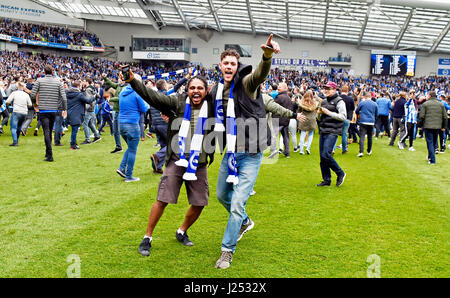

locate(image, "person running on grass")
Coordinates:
123 70 215 256
212 34 280 269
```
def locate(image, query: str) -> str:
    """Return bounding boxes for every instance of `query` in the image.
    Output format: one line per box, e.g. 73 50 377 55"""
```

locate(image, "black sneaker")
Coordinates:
9 143 18 147
81 140 91 145
44 156 54 162
336 173 346 187
92 136 101 143
110 147 123 153
316 181 331 187
175 231 194 246
116 169 126 178
138 238 151 256
70 145 80 150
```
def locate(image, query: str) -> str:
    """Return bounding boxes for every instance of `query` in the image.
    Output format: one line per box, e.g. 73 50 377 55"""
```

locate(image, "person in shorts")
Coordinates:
123 68 215 256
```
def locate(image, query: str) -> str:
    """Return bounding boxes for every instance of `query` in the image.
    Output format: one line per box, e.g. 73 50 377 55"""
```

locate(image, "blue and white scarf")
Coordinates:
214 80 239 185
175 95 208 181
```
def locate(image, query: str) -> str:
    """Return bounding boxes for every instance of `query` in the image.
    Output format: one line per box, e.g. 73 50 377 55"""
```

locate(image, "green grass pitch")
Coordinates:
0 122 448 277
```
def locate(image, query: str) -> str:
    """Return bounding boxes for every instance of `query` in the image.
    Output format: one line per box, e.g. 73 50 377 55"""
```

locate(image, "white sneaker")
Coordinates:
408 147 416 151
215 251 233 269
367 151 372 156
357 153 363 157
125 177 140 182
398 141 405 150
268 151 278 159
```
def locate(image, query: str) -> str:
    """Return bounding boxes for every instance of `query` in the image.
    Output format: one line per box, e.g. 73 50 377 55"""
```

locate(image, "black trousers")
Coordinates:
40 112 57 158
376 115 390 137
1 109 10 126
359 124 374 153
99 113 113 135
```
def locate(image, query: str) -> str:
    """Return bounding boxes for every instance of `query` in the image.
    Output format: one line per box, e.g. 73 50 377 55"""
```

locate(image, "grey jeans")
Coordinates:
389 117 405 145
82 111 100 140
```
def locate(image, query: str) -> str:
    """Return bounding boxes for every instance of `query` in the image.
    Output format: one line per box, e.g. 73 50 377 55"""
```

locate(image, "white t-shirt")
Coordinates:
6 90 32 115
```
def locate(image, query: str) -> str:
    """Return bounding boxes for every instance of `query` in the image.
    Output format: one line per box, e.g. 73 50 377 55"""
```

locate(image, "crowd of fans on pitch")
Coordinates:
0 18 102 47
0 49 449 168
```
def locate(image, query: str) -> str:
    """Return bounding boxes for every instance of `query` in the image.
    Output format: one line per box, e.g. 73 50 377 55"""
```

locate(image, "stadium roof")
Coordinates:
34 0 450 54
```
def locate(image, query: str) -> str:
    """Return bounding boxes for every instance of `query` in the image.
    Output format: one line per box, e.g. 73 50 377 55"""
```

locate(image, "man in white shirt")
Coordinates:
6 82 32 146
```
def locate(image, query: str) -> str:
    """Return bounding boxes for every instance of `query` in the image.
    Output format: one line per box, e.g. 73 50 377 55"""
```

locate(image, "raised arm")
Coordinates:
243 34 280 96
123 69 179 113
103 74 119 89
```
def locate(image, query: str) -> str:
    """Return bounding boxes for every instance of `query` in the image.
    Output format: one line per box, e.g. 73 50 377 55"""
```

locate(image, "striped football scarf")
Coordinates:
175 94 208 181
214 80 238 185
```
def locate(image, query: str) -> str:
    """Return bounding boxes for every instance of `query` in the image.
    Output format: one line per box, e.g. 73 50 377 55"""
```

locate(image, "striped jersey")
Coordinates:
30 75 67 112
404 99 417 123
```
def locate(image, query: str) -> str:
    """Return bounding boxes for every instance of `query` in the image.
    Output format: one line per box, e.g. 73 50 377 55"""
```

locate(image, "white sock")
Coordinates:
177 228 185 235
144 235 152 242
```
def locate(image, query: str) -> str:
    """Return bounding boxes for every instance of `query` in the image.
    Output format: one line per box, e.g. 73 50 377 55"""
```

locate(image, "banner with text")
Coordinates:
272 58 329 67
0 0 84 27
437 58 450 76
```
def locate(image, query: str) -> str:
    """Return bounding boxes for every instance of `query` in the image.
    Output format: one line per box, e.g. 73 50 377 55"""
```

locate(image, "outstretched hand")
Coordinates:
261 34 280 59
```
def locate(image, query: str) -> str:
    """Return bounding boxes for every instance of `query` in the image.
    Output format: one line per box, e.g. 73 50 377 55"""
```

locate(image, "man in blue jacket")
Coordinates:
66 80 95 150
117 75 149 182
375 92 392 138
356 91 378 157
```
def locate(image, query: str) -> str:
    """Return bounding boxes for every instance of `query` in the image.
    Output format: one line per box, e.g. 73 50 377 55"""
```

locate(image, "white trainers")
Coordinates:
367 151 372 156
125 177 140 182
215 251 233 269
408 147 416 151
398 141 405 150
357 153 363 157
237 218 255 241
